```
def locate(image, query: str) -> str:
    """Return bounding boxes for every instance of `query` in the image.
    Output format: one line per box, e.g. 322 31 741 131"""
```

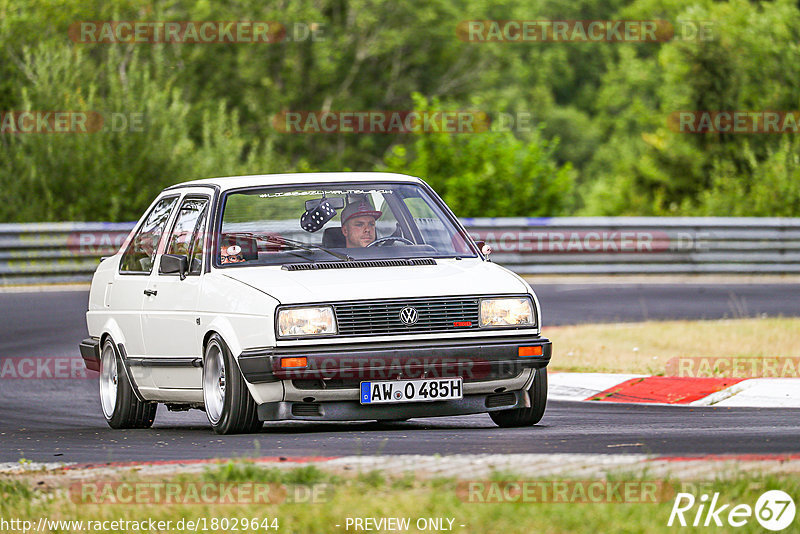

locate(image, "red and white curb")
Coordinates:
549 373 800 407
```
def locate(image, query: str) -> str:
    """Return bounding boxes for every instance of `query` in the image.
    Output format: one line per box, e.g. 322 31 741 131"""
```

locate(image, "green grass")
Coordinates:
0 477 33 504
2 462 799 533
545 317 800 374
195 461 339 486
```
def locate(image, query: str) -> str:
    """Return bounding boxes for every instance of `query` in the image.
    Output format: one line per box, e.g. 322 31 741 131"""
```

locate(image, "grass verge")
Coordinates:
1 462 798 533
544 317 800 374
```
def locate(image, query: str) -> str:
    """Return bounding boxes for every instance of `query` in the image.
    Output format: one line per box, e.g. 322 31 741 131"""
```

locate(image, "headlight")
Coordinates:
480 298 534 327
277 306 337 337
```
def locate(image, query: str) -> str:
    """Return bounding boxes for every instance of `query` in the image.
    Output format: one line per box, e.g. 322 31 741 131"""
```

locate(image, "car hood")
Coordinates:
219 259 528 303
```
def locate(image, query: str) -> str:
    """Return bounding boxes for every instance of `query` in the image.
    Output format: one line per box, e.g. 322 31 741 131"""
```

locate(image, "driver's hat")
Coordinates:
341 200 382 224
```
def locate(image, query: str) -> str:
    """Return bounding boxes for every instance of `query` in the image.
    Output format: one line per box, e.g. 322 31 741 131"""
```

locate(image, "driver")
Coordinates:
340 200 382 248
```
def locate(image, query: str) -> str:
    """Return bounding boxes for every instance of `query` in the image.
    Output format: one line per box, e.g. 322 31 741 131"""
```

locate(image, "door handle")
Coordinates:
143 289 157 297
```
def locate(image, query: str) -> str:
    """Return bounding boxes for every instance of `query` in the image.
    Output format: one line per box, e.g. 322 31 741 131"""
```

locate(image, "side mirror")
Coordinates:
160 254 189 280
475 241 492 257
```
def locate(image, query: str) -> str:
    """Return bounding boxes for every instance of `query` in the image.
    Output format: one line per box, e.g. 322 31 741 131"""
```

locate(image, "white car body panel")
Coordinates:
218 258 527 304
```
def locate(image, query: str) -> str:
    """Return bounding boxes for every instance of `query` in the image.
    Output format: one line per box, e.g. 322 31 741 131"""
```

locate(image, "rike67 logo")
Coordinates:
668 490 796 531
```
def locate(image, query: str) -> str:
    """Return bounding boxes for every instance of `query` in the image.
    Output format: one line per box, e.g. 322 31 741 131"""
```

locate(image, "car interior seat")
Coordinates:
322 227 346 248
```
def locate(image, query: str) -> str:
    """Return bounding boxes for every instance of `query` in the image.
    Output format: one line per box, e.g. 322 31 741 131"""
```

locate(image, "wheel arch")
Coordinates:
99 318 127 349
202 329 218 352
201 322 267 404
202 316 244 360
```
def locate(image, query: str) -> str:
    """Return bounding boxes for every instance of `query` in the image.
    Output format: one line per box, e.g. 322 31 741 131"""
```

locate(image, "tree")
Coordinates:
379 95 574 217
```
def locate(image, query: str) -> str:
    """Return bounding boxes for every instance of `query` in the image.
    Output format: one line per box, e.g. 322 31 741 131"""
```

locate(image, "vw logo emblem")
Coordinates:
399 306 419 325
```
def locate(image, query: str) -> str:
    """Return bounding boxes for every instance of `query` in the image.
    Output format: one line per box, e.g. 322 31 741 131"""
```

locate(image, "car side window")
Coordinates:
188 207 207 274
165 197 209 275
120 196 179 274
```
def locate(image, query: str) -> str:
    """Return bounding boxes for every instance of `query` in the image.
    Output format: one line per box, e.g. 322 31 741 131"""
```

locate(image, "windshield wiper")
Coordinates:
255 234 353 262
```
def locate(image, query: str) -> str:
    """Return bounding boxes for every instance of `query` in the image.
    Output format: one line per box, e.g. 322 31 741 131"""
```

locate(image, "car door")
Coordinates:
141 193 210 389
111 194 180 376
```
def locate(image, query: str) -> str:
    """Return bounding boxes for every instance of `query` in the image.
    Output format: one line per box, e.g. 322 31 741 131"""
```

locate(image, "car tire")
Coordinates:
489 368 547 428
99 338 157 429
203 333 263 435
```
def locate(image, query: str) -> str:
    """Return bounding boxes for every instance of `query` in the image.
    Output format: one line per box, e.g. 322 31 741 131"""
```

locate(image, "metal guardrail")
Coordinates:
464 217 800 275
1 217 799 284
0 222 135 285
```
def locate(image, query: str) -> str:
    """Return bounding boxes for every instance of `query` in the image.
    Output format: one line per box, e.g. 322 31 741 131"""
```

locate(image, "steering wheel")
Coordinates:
367 236 415 247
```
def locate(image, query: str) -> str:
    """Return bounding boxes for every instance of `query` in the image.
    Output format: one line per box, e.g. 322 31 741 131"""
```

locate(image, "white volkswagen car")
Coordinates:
80 173 552 434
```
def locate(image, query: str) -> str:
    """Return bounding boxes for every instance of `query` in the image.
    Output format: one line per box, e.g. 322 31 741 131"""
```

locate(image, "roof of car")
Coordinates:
166 172 423 192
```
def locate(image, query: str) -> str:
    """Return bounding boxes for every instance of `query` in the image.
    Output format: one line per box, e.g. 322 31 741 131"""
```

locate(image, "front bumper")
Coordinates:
239 335 551 384
257 388 530 421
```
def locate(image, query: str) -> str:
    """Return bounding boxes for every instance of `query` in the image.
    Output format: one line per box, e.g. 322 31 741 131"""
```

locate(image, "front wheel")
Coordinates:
489 368 547 428
202 334 262 434
99 338 156 429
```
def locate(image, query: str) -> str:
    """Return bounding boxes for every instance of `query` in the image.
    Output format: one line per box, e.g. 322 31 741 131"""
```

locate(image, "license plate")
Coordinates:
359 378 463 404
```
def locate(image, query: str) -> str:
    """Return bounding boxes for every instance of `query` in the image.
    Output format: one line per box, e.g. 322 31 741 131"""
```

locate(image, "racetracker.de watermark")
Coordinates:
0 357 97 379
277 356 512 381
457 20 714 42
669 111 800 134
0 112 145 134
457 480 715 503
467 229 709 253
273 110 534 133
69 21 325 43
666 357 800 378
70 481 331 505
65 230 130 256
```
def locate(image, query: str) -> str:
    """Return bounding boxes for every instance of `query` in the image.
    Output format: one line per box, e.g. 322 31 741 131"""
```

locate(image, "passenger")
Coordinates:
220 244 245 264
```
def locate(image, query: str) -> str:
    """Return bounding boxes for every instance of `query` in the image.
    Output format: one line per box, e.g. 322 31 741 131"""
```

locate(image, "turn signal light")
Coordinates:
518 346 543 357
281 357 308 368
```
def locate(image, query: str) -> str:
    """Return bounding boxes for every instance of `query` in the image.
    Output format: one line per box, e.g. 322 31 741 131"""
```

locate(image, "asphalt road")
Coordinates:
3 381 800 463
1 284 799 463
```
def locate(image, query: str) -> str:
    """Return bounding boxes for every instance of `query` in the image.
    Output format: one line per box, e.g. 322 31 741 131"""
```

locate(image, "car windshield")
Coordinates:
217 182 476 266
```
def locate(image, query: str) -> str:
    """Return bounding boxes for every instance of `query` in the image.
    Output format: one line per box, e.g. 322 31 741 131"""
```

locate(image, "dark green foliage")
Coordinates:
0 0 797 221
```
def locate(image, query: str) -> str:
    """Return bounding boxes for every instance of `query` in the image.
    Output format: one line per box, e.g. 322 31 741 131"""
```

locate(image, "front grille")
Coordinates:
291 403 322 416
485 392 517 408
334 296 480 336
